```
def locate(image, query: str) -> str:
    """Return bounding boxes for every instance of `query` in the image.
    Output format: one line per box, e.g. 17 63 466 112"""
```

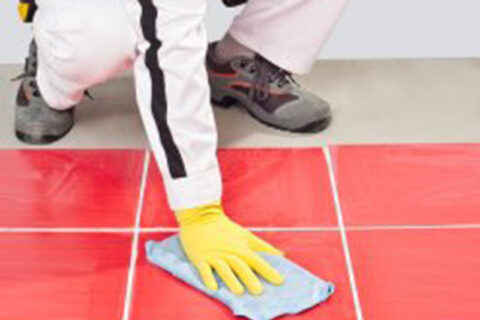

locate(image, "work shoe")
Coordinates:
14 41 75 145
207 42 331 133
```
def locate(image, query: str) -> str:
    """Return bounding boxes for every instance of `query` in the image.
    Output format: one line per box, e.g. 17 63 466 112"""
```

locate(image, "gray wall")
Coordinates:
1 0 479 63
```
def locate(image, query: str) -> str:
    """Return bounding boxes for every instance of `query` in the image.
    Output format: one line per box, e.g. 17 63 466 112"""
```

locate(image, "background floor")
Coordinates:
1 60 479 320
1 59 480 148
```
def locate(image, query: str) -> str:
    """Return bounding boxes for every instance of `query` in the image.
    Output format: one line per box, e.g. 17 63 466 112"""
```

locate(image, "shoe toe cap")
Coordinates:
274 92 331 129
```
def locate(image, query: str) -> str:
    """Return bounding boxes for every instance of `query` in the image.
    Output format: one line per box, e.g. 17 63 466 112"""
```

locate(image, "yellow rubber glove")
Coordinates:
177 202 285 296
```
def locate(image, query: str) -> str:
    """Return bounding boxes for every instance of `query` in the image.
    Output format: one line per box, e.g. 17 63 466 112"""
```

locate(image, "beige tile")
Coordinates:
216 58 480 147
0 66 147 149
1 59 479 149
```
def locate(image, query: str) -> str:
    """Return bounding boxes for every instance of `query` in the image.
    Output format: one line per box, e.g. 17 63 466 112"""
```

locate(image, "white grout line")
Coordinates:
250 226 340 232
121 149 150 320
347 223 480 231
140 227 179 233
3 223 480 234
324 146 364 320
0 227 136 233
139 226 340 233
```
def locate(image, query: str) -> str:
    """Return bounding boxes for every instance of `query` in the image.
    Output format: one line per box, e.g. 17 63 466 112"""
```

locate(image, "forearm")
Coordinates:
132 0 221 211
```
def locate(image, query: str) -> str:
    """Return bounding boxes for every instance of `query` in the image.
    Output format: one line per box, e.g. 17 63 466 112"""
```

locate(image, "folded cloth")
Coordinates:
145 236 335 320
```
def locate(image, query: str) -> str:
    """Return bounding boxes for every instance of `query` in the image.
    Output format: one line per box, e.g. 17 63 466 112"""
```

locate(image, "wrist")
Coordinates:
176 201 225 227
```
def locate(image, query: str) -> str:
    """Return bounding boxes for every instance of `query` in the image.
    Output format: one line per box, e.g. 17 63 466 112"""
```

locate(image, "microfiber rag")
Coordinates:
145 236 335 320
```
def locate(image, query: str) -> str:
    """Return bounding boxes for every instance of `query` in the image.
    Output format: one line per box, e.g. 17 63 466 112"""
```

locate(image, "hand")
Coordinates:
177 202 285 295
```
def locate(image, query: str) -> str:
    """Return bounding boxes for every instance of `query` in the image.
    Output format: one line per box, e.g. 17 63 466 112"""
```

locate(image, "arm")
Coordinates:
133 0 283 295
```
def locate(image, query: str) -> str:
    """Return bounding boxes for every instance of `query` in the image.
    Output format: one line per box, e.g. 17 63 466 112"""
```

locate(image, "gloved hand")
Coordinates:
177 202 285 296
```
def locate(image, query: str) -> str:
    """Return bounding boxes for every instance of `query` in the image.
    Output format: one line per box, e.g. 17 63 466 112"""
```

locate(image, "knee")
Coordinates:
33 0 136 86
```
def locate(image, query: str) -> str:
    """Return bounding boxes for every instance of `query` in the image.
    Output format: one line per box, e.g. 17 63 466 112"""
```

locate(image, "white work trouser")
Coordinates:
33 0 347 210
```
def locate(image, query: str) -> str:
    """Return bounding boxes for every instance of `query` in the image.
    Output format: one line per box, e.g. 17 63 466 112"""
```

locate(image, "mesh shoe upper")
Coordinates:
207 42 331 133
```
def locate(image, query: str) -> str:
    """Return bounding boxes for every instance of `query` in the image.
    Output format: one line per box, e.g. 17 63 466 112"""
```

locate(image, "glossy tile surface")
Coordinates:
139 158 173 227
331 144 480 226
131 232 356 320
0 233 131 320
348 229 480 320
142 149 337 228
0 150 144 227
0 144 479 320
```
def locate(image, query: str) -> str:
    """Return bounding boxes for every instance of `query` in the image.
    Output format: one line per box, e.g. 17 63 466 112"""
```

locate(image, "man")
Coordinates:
14 0 348 295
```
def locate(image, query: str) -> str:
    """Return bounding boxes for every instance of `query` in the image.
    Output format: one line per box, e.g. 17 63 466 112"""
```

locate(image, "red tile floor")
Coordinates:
0 145 479 320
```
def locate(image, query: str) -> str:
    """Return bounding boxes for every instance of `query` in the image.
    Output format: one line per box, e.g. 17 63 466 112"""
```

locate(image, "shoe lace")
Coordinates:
241 55 299 102
11 42 41 97
11 63 42 98
84 90 94 101
12 40 38 81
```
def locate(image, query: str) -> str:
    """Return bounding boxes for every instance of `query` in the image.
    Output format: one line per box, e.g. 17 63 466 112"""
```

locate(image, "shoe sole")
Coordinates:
15 82 75 145
15 123 74 145
212 96 332 134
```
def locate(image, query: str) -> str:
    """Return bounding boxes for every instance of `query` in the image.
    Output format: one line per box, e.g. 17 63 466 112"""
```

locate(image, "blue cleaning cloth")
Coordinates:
145 236 335 320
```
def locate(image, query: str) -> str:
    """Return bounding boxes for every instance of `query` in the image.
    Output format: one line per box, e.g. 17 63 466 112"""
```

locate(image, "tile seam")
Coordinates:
121 149 150 320
324 146 364 320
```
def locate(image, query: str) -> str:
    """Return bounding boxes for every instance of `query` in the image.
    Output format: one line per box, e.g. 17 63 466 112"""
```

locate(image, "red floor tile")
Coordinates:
130 232 356 320
141 149 336 228
139 160 172 227
0 150 145 227
348 229 480 320
0 232 132 320
331 144 480 225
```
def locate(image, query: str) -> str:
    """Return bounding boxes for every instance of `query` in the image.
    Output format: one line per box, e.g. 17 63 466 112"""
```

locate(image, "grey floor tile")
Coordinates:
1 59 479 149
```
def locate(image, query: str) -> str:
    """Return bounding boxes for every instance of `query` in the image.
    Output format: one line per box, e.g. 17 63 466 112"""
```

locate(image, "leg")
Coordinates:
206 0 349 133
34 0 137 109
126 0 221 210
15 0 137 144
228 0 349 74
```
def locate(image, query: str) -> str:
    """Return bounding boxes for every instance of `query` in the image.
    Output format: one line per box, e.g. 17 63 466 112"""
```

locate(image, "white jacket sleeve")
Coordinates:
129 0 222 210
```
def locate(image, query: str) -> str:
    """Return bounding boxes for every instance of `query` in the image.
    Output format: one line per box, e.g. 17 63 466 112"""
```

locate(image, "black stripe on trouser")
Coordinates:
138 0 187 178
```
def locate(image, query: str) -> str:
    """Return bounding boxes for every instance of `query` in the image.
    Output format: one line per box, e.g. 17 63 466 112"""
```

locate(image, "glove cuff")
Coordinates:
176 201 225 226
